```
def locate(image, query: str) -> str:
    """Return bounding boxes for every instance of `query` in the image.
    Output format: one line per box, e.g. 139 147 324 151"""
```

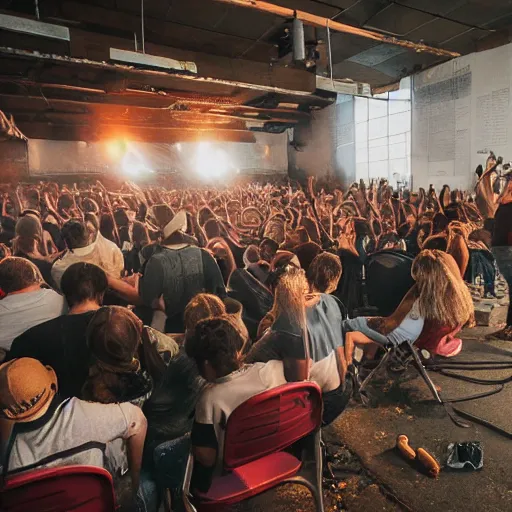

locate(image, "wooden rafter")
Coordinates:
213 0 461 58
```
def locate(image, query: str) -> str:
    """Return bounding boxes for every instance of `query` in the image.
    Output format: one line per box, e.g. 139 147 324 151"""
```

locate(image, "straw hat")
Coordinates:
0 358 58 422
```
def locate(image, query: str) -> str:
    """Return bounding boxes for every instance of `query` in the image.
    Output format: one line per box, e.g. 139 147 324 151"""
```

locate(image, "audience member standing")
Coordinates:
139 211 226 332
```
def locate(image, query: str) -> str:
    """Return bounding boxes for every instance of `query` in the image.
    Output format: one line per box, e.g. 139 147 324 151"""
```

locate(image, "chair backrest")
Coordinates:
366 250 414 316
223 382 322 470
0 465 116 512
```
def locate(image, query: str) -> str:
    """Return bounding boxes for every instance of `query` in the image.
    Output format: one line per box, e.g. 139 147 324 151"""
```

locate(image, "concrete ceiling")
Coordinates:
0 0 510 142
3 0 508 84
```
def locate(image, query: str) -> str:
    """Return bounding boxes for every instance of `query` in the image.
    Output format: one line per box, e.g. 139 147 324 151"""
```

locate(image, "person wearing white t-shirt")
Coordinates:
154 315 348 511
51 219 124 289
0 358 147 509
0 257 67 354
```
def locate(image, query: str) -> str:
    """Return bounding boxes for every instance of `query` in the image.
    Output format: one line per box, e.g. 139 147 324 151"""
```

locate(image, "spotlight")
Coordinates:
193 142 232 180
106 140 126 161
121 150 151 177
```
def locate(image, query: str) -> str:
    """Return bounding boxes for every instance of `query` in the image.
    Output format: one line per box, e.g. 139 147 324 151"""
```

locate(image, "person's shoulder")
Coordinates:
12 314 63 342
40 287 66 304
320 293 343 311
69 397 142 419
195 382 217 411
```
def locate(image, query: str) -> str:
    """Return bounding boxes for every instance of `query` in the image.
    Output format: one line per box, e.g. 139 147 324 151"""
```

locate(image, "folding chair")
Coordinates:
357 340 471 428
0 465 117 512
182 382 324 512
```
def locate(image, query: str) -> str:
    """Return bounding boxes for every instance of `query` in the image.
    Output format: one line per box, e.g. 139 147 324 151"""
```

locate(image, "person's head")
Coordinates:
60 262 108 309
259 238 279 263
307 252 342 294
99 213 116 243
269 266 308 330
432 213 449 234
266 251 301 290
82 197 99 214
412 250 474 328
247 260 271 284
243 245 260 267
162 210 188 245
152 204 175 229
0 358 58 423
184 293 226 333
87 306 141 372
15 215 43 241
270 251 300 272
87 306 166 382
57 193 74 212
132 221 150 248
294 241 322 273
113 208 130 228
204 218 221 240
84 212 99 236
0 256 43 294
61 219 91 250
206 238 236 284
185 316 246 381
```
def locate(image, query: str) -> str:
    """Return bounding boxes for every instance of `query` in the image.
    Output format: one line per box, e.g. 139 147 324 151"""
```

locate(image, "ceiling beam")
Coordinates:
0 93 306 124
0 46 316 97
17 122 257 143
69 28 316 94
214 0 461 58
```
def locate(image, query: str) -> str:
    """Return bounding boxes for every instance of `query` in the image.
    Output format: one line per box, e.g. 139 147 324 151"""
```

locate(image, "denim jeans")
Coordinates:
153 435 191 512
492 246 512 326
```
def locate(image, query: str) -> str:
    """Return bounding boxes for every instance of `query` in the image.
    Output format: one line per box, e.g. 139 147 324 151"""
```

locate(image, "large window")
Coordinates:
354 77 411 187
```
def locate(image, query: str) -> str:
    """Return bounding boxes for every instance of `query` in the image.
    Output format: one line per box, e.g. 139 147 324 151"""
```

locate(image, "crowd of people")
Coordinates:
0 153 510 511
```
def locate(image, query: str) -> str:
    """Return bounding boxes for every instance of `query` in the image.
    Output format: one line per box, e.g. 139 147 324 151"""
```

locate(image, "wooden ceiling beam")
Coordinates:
0 93 305 125
0 46 315 97
214 0 461 58
68 28 316 94
17 122 257 143
12 112 248 131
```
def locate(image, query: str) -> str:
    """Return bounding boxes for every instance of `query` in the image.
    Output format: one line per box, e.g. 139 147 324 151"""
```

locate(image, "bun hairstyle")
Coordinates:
184 293 226 333
185 316 245 377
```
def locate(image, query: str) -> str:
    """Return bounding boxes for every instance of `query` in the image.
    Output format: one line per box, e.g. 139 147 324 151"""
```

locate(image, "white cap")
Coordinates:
163 210 188 240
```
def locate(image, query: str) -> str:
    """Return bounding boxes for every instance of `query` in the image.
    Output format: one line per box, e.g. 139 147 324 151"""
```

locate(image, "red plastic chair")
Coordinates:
0 465 117 512
182 382 324 512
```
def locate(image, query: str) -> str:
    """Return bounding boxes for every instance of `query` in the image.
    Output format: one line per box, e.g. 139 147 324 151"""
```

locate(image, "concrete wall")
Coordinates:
289 94 356 187
412 42 512 191
26 133 288 179
0 140 29 182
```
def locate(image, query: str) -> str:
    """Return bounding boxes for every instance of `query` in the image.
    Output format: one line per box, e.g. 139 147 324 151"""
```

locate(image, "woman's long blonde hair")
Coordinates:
269 266 308 333
412 249 474 328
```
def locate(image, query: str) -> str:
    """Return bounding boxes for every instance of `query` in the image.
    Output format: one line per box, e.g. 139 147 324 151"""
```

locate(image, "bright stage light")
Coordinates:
121 149 152 177
193 142 233 180
105 139 126 161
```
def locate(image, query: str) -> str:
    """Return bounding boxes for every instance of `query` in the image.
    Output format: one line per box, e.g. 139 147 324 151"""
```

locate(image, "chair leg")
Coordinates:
405 343 471 429
283 431 325 512
358 350 392 404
